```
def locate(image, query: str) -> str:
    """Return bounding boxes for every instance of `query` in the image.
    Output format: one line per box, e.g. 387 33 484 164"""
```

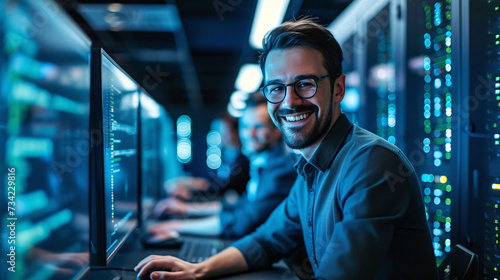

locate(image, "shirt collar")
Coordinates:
294 114 353 174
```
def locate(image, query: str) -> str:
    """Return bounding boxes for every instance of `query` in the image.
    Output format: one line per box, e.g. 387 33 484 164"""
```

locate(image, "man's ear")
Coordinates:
333 74 346 103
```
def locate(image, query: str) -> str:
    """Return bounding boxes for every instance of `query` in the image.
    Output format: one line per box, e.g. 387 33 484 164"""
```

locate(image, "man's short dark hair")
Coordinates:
259 18 343 92
245 91 267 109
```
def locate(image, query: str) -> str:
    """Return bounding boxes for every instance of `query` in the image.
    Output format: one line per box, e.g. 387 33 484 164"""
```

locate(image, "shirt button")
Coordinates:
310 188 314 193
308 220 312 227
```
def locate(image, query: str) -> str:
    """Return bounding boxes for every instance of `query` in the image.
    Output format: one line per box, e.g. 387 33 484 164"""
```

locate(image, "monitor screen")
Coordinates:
1 0 91 279
139 90 180 221
90 48 139 266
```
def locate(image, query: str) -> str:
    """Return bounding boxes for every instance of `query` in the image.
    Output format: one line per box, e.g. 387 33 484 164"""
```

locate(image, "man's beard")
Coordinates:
274 100 334 150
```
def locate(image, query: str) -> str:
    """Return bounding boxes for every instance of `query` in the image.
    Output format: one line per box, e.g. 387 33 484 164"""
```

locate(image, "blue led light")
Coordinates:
380 116 388 127
424 61 431 70
425 39 432 49
425 75 432 83
434 158 442 167
434 78 442 89
428 174 435 182
433 228 443 236
434 151 443 159
424 111 431 119
434 18 441 27
388 135 396 144
434 197 441 205
424 146 431 153
434 110 441 117
424 187 431 195
445 74 452 85
388 118 396 128
434 68 440 76
388 104 396 114
434 221 441 228
434 3 442 26
434 189 443 197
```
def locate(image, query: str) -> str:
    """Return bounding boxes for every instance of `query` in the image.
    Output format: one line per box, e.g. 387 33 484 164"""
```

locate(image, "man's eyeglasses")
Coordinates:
260 75 332 104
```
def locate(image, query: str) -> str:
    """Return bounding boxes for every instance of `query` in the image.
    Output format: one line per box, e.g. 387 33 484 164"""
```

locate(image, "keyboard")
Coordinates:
178 239 226 263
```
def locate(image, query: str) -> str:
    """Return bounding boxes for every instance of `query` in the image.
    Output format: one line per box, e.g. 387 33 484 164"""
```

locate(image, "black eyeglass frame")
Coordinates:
260 74 338 104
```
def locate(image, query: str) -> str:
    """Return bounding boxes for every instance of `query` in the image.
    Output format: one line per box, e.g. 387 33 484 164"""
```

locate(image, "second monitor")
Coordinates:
90 47 139 266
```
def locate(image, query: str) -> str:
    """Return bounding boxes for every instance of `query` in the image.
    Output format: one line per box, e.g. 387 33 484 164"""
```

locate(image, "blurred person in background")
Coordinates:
150 92 297 238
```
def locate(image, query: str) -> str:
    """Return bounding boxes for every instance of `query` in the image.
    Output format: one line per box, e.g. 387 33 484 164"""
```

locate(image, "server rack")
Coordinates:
461 0 500 277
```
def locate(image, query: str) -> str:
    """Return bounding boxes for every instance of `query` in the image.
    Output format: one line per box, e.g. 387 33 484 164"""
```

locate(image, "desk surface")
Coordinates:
81 230 300 280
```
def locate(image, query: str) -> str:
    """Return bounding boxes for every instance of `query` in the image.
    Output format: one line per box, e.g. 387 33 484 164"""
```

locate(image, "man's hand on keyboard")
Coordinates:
135 247 249 280
135 255 201 280
153 198 188 216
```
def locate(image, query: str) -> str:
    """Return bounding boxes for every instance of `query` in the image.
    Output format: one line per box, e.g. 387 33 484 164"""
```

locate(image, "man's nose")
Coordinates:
281 85 302 108
250 127 257 137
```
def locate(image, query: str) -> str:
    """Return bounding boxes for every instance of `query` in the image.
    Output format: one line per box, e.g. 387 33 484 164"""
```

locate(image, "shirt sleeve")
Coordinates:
231 178 304 270
315 145 420 279
219 159 297 238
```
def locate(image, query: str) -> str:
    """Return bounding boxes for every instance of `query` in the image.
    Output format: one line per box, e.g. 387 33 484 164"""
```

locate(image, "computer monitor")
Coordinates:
90 48 139 266
1 0 91 279
139 90 181 222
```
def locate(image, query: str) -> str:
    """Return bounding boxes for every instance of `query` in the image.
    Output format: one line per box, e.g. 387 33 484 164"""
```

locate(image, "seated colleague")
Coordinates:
150 92 297 238
135 18 438 279
165 113 250 201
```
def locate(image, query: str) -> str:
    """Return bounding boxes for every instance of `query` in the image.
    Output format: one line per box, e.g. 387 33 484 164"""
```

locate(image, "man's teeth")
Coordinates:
285 114 308 122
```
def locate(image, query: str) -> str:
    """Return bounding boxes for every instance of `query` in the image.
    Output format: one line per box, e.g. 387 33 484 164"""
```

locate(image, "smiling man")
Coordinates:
135 18 438 280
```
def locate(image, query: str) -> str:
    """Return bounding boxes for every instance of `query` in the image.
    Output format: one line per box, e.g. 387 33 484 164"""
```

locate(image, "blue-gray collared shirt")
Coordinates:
232 114 437 279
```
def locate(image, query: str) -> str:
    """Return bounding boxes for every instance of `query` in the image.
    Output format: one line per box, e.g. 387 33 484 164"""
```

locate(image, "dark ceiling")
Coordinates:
61 0 352 117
